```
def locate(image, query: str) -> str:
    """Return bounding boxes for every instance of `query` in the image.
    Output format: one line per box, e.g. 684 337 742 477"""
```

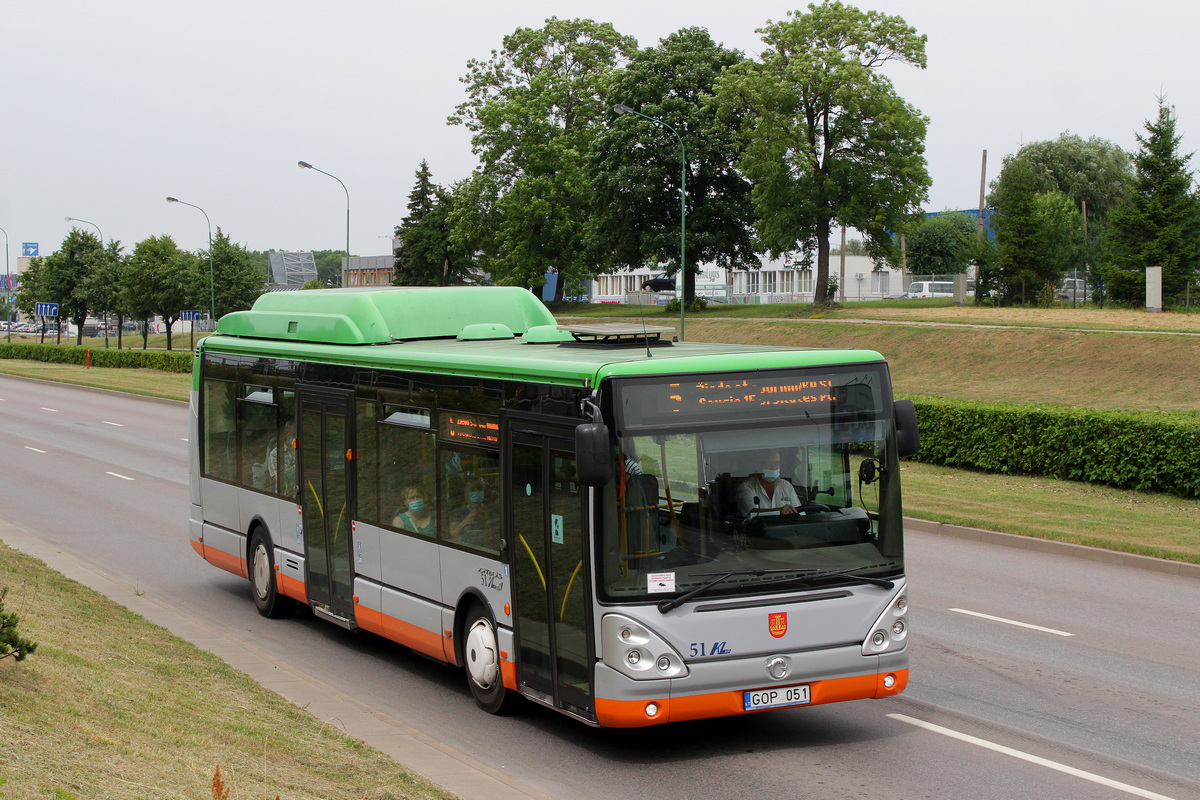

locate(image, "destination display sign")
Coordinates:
440 412 500 445
616 368 884 432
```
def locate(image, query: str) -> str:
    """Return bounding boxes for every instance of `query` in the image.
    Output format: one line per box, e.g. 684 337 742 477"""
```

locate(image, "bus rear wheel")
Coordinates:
463 604 515 715
250 529 294 619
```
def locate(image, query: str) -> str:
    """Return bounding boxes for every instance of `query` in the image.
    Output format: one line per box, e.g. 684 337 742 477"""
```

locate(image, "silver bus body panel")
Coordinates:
438 544 512 611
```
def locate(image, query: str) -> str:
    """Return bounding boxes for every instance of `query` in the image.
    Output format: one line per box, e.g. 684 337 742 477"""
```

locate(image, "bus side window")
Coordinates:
440 447 500 553
380 422 436 536
203 379 236 483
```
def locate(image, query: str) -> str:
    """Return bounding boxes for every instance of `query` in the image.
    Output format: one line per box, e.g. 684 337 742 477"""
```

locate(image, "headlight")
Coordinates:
601 614 688 680
862 586 909 655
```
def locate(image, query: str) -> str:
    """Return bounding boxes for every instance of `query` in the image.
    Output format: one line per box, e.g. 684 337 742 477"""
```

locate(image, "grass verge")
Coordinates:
901 461 1200 564
0 360 191 402
0 541 457 800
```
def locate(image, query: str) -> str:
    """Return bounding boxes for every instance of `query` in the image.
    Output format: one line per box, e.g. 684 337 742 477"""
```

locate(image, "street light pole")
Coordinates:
614 103 687 341
298 161 350 287
166 197 215 325
65 216 108 347
0 225 10 343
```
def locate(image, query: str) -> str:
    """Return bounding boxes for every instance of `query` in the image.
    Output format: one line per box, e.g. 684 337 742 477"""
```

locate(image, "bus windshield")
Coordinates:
598 365 904 604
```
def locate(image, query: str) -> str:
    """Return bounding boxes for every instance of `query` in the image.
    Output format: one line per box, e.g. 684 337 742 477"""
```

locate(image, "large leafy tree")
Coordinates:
590 27 758 304
81 239 129 347
393 162 473 286
905 211 975 275
15 229 103 343
125 235 197 350
988 156 1046 303
713 2 931 304
995 133 1133 225
450 17 637 301
206 228 268 319
1105 100 1200 305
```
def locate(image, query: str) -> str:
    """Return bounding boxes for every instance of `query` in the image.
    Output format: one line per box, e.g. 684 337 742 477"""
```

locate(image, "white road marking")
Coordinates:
102 421 124 427
888 714 1178 800
106 472 135 481
25 446 46 453
180 438 189 443
41 407 58 412
950 607 1073 637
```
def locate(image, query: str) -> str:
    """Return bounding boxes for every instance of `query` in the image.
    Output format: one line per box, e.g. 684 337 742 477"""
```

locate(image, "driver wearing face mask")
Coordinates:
736 449 801 517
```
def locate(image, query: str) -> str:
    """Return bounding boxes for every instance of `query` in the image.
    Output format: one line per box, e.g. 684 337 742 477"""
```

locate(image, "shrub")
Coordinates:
0 342 192 373
664 297 709 313
0 586 38 662
908 395 1200 499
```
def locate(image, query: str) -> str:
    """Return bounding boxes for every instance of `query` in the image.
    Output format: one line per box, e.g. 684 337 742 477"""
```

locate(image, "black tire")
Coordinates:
462 603 516 715
249 529 294 619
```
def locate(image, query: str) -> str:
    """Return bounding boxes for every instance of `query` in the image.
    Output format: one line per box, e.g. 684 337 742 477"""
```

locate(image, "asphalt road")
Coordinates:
2 374 1198 800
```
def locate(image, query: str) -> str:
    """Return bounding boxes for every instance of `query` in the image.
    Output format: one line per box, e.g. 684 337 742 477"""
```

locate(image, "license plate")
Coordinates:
744 684 811 711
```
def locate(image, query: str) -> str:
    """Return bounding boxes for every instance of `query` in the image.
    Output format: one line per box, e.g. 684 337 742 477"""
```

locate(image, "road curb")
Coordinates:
905 516 1200 580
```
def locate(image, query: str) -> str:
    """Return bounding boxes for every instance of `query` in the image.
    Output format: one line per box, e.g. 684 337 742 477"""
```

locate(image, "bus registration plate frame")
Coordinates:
744 684 811 711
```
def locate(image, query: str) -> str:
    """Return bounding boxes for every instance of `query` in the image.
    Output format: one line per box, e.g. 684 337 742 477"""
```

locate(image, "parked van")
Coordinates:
907 281 954 298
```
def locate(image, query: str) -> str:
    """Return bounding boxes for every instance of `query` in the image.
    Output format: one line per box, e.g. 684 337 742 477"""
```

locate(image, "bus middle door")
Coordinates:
298 391 357 627
507 424 594 721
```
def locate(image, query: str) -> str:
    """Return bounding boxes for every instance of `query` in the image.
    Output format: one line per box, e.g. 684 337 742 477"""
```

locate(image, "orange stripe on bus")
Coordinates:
354 602 448 663
276 572 307 604
501 657 518 691
594 669 909 728
205 547 248 580
190 538 205 558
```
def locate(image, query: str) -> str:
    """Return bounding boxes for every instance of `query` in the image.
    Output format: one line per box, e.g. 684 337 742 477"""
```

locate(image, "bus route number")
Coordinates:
743 684 811 711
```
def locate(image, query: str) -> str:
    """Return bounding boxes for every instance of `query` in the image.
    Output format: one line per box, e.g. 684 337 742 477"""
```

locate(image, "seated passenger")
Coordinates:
393 486 435 536
450 477 496 548
736 449 801 517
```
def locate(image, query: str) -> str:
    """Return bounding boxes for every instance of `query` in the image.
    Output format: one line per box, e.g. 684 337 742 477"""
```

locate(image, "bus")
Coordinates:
188 286 919 727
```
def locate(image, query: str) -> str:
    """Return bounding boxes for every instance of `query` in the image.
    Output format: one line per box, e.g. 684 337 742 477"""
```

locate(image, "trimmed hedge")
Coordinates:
0 342 193 373
908 395 1200 499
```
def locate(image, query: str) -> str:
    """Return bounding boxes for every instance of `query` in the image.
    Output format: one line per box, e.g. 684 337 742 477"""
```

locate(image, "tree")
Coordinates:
996 133 1133 225
312 250 348 287
1105 100 1200 305
16 229 103 343
713 2 931 304
207 228 267 318
0 587 37 662
905 212 975 275
393 163 473 286
590 27 758 304
450 17 637 301
989 156 1045 303
125 235 197 350
81 239 127 346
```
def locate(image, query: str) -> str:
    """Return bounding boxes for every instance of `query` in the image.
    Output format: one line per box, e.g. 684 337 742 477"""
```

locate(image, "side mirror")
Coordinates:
576 421 612 487
894 399 920 458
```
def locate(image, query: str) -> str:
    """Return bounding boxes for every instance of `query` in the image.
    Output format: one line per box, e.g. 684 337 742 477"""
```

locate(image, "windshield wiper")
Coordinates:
754 566 895 592
656 568 821 613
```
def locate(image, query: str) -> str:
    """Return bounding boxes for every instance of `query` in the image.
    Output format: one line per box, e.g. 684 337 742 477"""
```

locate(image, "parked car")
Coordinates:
907 281 955 298
1056 278 1091 301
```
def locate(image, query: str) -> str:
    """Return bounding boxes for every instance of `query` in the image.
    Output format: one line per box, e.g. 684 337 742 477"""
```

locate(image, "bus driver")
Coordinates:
736 449 801 517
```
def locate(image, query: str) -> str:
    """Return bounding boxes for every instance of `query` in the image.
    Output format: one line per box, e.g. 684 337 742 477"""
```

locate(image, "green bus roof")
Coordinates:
200 287 886 387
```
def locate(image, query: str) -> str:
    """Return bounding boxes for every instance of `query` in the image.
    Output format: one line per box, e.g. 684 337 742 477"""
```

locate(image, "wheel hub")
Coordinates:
465 618 499 689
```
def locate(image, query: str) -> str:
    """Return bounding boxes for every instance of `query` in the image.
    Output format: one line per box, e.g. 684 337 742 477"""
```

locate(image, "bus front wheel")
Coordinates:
463 604 515 715
250 529 294 619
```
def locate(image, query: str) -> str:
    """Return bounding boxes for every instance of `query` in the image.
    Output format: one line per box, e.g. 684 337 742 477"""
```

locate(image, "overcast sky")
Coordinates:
3 0 1197 263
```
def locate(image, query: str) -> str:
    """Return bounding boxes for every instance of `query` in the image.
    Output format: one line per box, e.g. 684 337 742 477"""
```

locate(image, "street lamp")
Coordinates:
0 225 10 343
166 197 215 325
65 216 108 347
298 160 350 287
614 103 687 341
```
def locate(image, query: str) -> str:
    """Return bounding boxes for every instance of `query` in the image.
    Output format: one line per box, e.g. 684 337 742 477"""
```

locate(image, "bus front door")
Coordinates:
509 428 594 720
298 393 356 626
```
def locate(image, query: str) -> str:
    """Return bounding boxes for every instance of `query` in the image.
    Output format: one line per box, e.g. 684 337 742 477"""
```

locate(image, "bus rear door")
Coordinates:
298 390 357 627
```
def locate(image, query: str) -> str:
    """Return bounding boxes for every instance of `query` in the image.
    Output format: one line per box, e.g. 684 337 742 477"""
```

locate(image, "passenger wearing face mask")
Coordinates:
394 486 435 536
451 477 494 546
736 449 801 517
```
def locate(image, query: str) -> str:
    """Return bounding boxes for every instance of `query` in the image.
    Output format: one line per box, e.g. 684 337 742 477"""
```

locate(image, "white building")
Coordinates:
589 254 905 304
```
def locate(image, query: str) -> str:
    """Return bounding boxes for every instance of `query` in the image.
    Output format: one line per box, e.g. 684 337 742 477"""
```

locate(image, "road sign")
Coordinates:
180 310 203 321
22 243 38 257
35 302 58 317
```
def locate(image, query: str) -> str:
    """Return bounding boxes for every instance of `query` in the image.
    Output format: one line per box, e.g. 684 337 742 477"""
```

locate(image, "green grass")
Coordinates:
0 359 191 402
0 542 457 800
